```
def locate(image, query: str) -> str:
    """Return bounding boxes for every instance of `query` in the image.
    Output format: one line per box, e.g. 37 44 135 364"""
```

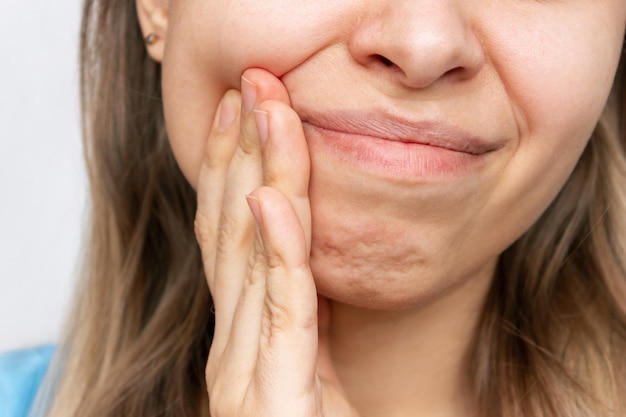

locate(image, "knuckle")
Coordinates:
262 170 281 187
238 136 258 157
246 248 267 285
265 250 287 270
250 235 266 261
246 229 285 271
217 211 247 245
238 122 262 157
202 142 231 172
248 250 266 273
239 140 257 157
194 212 215 245
264 297 295 332
269 299 318 333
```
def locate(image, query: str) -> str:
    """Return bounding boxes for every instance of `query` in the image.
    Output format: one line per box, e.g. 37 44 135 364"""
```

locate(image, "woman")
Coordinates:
26 0 626 416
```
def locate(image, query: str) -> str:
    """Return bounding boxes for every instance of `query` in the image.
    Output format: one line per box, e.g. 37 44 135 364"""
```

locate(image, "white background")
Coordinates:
0 1 86 351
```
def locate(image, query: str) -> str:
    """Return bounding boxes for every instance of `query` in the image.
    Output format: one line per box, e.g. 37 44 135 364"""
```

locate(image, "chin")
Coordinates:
308 229 499 312
310 243 453 311
305 179 501 311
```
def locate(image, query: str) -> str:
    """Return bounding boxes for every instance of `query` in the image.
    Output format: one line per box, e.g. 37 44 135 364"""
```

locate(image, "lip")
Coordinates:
300 111 501 181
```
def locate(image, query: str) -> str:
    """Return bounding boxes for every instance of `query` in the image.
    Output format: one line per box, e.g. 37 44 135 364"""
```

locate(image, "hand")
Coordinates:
194 68 359 417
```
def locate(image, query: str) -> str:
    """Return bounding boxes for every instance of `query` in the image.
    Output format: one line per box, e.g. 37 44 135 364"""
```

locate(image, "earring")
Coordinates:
144 33 158 45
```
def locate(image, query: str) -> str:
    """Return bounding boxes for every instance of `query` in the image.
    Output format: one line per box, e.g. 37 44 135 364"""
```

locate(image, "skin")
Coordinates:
136 1 626 416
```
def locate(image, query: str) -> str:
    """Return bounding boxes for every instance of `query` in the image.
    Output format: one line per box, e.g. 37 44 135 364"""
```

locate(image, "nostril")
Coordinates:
377 55 394 67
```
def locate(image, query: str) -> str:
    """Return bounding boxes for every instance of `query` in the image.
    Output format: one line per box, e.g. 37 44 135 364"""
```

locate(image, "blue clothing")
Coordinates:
0 345 54 417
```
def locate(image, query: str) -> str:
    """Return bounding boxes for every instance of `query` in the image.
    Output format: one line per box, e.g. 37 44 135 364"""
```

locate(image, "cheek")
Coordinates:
482 6 624 220
162 0 354 187
488 7 623 144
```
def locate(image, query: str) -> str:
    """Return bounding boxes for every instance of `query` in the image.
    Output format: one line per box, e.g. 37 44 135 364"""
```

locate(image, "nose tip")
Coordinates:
348 1 485 89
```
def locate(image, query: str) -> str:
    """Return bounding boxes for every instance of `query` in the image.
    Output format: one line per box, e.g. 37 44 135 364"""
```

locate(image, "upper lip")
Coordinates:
300 110 501 155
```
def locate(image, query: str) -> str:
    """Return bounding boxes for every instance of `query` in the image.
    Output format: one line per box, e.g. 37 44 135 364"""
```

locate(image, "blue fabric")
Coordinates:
0 345 54 417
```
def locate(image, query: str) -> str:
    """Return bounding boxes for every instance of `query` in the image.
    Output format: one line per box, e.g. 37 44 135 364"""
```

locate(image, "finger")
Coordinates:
195 90 241 291
315 296 344 391
215 83 313 379
209 80 263 352
211 70 293 352
250 187 319 397
254 99 312 250
316 296 355 416
238 68 291 154
211 186 311 392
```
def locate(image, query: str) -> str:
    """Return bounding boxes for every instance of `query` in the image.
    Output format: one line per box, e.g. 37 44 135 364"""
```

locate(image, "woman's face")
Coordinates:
153 0 625 309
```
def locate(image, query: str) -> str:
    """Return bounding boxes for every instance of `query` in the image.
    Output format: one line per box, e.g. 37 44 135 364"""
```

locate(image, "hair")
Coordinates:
36 1 625 416
473 64 626 416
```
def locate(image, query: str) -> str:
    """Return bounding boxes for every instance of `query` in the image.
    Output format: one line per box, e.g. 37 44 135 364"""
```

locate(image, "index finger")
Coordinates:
195 89 242 291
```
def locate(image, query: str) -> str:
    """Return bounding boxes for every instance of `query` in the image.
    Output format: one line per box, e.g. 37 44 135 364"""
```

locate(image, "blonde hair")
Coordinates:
39 1 626 416
474 73 626 416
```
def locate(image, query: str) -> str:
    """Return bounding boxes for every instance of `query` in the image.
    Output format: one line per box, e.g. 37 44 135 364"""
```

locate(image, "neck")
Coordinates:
327 264 494 417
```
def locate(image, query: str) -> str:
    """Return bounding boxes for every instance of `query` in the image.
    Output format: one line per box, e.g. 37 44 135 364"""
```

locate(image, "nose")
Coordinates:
348 0 485 89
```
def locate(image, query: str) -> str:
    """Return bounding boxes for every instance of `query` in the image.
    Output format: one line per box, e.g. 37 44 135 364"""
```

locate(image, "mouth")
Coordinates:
300 110 502 181
302 111 499 155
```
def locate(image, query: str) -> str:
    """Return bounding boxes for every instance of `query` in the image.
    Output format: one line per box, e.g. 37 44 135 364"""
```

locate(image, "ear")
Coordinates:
136 0 169 62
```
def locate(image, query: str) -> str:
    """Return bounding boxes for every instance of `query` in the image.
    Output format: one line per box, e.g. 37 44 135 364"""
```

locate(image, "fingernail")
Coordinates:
245 194 262 225
241 76 257 114
253 110 269 148
216 96 237 131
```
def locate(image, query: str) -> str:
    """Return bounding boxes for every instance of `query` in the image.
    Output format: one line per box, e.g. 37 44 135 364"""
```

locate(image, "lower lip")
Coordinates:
303 123 486 181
